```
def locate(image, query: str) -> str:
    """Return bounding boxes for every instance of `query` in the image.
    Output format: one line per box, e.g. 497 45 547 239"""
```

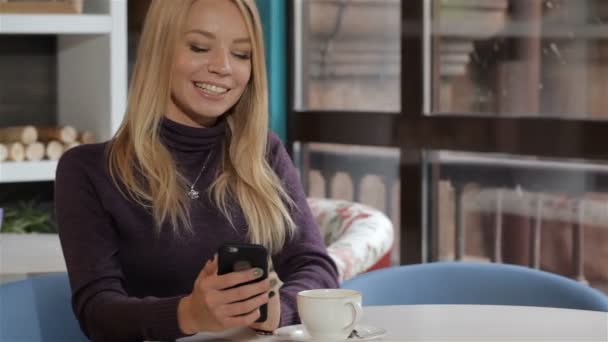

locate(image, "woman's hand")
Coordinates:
177 256 271 334
249 271 283 333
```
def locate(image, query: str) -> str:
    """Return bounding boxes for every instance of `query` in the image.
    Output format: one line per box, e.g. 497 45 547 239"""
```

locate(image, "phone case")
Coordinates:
217 243 269 322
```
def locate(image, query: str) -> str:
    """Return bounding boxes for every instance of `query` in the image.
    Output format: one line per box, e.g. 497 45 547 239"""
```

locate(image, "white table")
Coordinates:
177 304 608 341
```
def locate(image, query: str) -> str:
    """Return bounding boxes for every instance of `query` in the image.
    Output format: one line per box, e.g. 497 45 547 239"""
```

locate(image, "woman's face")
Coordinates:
167 0 253 128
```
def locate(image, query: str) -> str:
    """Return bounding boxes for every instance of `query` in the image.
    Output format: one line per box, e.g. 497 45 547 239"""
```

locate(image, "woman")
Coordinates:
54 0 339 340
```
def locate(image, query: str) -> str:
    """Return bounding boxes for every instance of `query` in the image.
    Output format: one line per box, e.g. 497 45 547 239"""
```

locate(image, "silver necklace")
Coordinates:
187 149 214 200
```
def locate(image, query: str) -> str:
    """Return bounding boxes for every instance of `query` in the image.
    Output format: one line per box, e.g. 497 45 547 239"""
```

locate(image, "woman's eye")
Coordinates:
233 52 251 60
190 45 209 53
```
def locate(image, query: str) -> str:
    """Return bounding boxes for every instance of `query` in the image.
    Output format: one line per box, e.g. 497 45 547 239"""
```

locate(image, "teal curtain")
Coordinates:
256 0 287 142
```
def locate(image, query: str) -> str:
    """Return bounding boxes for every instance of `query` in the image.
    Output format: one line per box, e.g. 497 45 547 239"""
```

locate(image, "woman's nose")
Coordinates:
207 49 231 76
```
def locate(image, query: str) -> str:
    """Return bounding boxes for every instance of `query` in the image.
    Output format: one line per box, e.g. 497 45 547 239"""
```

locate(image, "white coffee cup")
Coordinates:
297 289 363 341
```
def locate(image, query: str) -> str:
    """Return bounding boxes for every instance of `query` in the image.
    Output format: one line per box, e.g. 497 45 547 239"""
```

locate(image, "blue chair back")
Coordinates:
341 262 608 311
0 273 88 341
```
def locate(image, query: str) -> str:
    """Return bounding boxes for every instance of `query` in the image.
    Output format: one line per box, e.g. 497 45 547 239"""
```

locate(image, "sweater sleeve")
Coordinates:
54 146 189 342
266 134 340 326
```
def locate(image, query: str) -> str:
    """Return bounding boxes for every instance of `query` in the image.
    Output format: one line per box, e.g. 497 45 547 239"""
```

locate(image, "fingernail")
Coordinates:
269 278 278 288
253 268 264 277
269 290 275 298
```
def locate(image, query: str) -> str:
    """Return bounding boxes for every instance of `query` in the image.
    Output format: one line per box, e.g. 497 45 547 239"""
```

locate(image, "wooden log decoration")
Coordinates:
7 142 25 162
37 126 77 144
0 126 38 145
25 142 45 161
0 143 7 162
0 0 83 14
45 140 64 161
78 130 96 144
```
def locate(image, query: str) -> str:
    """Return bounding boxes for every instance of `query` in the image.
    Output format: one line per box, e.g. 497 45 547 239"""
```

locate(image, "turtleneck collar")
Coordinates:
160 116 227 153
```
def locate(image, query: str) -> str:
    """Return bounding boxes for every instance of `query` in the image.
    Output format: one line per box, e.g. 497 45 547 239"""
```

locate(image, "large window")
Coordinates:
431 0 608 118
292 0 400 112
290 0 404 262
289 0 608 293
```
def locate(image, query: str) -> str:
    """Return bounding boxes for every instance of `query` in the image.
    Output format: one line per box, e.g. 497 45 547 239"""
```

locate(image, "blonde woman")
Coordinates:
54 0 339 340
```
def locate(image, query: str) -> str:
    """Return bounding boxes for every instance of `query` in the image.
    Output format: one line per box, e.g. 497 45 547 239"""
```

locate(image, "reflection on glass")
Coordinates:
431 0 608 118
427 150 608 293
293 142 401 263
294 0 400 111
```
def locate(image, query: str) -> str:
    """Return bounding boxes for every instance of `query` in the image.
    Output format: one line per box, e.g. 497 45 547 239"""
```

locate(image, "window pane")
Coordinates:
430 0 608 118
426 150 608 293
293 0 400 111
293 142 401 264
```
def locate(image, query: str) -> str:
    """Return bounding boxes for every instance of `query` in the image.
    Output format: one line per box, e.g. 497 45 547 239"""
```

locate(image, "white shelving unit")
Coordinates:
0 0 127 183
0 14 113 34
0 160 59 183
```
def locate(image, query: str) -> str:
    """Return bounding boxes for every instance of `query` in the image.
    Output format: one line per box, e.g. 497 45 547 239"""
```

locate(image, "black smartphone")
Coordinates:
217 243 269 322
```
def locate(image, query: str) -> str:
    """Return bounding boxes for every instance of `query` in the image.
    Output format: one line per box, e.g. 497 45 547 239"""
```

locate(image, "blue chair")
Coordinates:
0 273 88 341
341 262 608 312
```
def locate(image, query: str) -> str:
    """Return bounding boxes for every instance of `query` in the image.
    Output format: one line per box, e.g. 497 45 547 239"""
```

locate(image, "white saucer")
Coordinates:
273 324 386 341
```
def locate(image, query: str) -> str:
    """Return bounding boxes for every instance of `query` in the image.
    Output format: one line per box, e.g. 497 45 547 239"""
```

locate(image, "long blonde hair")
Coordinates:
108 0 296 254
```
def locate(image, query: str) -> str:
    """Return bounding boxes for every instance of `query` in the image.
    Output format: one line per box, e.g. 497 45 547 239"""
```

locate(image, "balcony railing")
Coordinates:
298 145 607 291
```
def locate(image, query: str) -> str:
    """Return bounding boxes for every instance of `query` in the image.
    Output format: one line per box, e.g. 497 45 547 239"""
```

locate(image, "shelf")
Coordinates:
0 0 127 185
0 161 57 183
0 233 66 275
0 14 112 34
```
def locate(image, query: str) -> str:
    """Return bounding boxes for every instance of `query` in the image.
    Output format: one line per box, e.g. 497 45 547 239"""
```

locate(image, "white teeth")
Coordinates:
195 82 228 94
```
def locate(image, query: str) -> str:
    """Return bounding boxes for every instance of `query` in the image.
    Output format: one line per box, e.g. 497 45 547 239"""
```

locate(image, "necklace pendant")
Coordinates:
187 188 200 200
187 148 214 201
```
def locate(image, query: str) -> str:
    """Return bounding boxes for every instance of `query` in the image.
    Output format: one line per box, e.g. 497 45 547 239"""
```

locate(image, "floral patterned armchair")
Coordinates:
306 197 394 282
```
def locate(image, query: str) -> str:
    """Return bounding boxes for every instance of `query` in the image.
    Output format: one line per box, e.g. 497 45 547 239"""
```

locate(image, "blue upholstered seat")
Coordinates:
341 262 608 312
0 273 88 341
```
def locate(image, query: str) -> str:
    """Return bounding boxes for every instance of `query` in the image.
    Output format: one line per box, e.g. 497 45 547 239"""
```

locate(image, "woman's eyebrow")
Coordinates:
187 29 250 44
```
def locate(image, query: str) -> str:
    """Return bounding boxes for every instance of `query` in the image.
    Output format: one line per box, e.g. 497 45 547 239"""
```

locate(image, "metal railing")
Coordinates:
298 146 607 283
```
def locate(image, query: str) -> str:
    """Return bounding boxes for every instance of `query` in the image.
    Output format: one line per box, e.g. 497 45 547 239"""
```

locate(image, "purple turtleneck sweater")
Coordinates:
54 118 339 342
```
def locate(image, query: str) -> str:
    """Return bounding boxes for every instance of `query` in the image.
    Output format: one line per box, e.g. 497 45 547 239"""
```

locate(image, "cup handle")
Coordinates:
343 301 363 334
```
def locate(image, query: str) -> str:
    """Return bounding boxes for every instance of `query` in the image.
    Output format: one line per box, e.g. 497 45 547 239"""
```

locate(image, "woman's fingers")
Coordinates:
214 277 270 304
208 267 266 290
268 271 282 291
195 259 270 308
248 272 282 332
195 255 217 282
188 256 274 331
222 308 262 328
203 254 218 276
218 290 270 318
